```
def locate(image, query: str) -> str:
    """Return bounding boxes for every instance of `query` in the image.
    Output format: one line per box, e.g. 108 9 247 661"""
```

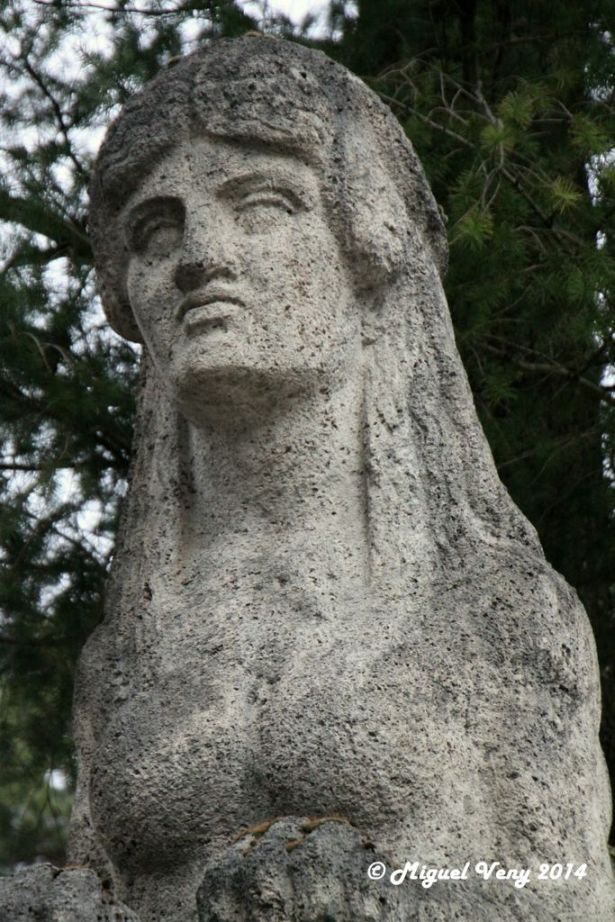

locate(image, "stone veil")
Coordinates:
62 36 613 922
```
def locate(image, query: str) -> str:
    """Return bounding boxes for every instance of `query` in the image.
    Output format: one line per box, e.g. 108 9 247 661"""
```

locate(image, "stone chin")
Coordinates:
166 357 346 426
162 330 356 425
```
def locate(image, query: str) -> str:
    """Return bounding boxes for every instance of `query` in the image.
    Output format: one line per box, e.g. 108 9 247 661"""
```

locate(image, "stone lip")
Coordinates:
0 863 141 922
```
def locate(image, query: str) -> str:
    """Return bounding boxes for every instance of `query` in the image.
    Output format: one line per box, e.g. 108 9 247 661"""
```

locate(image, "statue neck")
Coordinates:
180 372 369 589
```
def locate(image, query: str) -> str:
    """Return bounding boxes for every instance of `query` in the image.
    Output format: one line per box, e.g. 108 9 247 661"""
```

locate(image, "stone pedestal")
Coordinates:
197 817 408 922
0 865 140 922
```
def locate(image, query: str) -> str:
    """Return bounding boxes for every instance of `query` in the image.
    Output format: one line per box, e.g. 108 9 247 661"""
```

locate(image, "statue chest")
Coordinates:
87 599 491 872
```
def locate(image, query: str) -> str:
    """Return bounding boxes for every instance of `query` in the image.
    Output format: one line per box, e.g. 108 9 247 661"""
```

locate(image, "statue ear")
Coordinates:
100 275 144 344
339 121 409 290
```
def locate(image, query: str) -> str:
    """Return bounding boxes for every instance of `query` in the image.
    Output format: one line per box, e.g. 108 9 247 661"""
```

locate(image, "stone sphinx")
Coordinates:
62 36 613 922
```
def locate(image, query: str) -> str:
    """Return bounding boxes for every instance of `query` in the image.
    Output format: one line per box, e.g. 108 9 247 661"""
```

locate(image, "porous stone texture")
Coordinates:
53 35 614 922
195 818 592 922
0 864 140 921
197 817 411 922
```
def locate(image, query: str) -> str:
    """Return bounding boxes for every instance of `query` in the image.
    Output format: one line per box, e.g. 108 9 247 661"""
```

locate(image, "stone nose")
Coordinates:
174 214 238 292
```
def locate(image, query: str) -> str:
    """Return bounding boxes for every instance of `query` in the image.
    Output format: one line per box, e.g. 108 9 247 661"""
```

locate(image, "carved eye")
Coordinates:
235 189 301 232
126 198 185 258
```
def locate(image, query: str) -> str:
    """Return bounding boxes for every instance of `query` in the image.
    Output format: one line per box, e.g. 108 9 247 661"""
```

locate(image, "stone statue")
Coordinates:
60 36 613 922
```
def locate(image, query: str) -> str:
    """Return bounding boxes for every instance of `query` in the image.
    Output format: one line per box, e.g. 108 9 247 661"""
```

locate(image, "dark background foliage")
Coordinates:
0 0 613 868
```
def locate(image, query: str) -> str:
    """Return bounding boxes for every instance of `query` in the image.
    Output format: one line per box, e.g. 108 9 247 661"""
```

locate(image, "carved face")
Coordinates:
122 136 358 420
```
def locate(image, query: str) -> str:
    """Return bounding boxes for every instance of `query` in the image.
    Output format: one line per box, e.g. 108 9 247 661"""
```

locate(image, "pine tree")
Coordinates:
322 0 615 813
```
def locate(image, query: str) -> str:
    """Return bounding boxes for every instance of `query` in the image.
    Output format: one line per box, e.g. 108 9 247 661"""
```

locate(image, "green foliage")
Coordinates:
326 0 615 818
1 0 614 867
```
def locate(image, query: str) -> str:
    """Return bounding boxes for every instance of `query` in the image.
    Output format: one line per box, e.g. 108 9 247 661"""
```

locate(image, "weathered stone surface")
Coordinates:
196 817 596 922
197 817 412 922
0 864 140 921
53 35 615 922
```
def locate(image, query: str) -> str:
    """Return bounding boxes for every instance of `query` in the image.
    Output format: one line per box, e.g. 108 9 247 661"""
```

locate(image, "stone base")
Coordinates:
197 816 413 922
0 864 140 922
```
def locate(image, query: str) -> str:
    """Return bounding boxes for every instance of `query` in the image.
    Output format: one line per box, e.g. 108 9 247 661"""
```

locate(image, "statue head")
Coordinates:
110 131 385 416
89 38 447 380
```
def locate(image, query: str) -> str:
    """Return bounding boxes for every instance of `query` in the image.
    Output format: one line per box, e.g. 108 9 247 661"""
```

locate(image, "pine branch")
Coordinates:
20 56 87 180
484 336 615 408
0 634 81 647
0 461 109 472
32 0 192 15
0 374 131 463
0 190 90 259
377 90 475 149
1 242 68 273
